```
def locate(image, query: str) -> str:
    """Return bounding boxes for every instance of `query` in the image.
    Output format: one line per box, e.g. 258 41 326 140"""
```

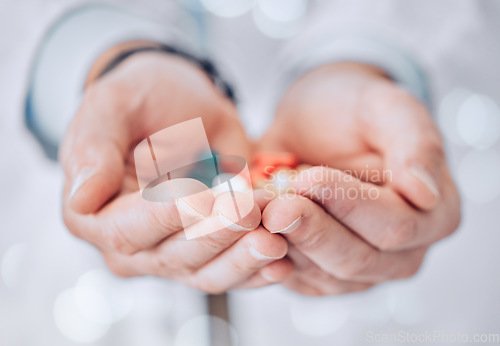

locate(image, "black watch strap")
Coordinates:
98 44 235 102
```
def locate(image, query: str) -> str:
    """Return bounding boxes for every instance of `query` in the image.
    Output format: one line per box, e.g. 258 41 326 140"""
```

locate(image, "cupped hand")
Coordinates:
60 51 292 293
258 62 461 295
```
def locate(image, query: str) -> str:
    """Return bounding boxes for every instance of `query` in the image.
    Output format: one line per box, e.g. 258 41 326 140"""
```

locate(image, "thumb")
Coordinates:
361 88 443 210
60 87 130 214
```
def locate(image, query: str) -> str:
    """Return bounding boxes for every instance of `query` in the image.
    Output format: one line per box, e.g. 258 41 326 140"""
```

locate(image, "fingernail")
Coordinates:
175 198 206 221
261 271 280 283
409 165 440 198
302 183 325 197
217 212 253 232
249 246 282 261
271 216 302 234
70 167 96 200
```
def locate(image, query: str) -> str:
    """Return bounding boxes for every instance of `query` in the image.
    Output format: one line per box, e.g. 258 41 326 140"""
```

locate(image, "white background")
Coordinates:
1 0 499 345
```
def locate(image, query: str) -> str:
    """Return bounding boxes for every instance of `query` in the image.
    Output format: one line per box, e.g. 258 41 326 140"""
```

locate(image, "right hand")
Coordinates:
60 50 292 293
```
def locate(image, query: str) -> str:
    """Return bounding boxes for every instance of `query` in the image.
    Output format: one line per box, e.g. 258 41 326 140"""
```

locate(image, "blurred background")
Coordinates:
1 0 499 345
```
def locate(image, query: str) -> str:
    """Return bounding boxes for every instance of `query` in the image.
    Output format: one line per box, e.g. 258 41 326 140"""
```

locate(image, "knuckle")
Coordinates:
102 226 135 255
298 226 330 251
377 218 418 251
147 205 178 232
336 250 375 280
201 233 230 253
230 256 253 276
152 248 196 278
102 230 125 253
332 196 357 223
152 252 181 278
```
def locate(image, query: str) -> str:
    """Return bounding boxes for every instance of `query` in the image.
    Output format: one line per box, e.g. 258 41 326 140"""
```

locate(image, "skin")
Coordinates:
258 63 461 295
60 43 292 294
60 44 461 295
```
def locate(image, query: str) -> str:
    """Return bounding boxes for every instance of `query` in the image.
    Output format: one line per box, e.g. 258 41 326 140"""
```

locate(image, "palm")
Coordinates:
65 53 252 207
259 66 390 176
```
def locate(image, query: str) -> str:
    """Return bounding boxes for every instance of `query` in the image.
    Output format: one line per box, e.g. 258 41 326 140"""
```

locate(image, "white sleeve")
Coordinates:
26 3 196 158
281 34 430 105
277 0 451 107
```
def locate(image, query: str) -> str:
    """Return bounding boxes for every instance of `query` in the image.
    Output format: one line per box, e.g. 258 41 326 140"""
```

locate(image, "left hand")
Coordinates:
258 62 461 295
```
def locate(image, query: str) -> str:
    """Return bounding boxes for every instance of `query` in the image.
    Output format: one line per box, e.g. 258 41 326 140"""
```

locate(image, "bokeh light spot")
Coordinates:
76 268 134 324
257 0 307 22
457 149 500 204
1 243 28 290
438 89 500 149
53 288 110 343
456 94 500 149
253 0 306 39
201 0 254 17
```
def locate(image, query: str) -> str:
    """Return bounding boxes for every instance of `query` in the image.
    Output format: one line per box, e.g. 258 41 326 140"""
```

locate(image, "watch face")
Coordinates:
134 117 253 240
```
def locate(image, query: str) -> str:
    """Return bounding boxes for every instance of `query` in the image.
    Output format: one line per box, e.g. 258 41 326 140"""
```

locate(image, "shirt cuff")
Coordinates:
26 4 191 159
280 34 431 108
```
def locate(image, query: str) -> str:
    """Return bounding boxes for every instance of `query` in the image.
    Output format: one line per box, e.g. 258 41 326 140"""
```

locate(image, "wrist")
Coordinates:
308 62 390 82
87 42 235 102
85 40 162 88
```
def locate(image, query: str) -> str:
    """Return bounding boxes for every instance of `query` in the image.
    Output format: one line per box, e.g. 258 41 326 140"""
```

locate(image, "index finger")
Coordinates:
262 194 427 283
289 166 460 252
